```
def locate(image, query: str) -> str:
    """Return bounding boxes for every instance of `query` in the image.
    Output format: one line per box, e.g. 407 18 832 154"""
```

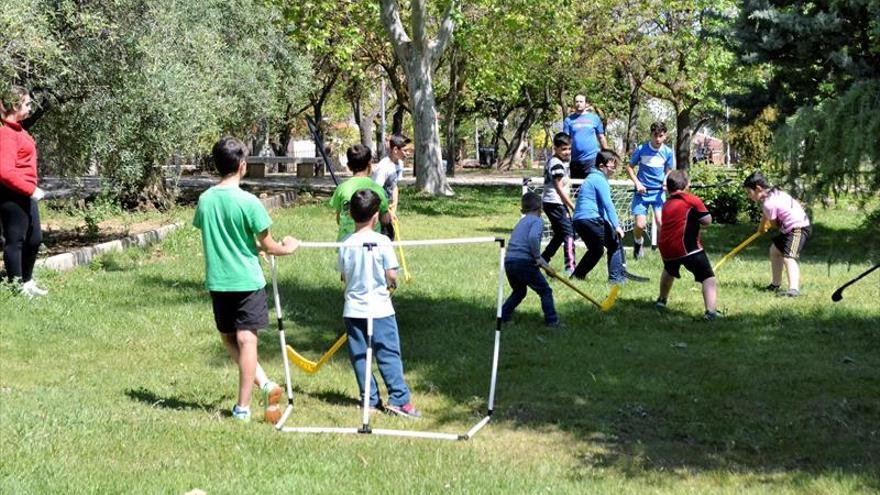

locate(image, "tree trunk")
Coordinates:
443 42 459 177
499 106 537 170
407 56 453 195
392 104 406 135
351 93 378 150
625 72 641 155
673 105 708 170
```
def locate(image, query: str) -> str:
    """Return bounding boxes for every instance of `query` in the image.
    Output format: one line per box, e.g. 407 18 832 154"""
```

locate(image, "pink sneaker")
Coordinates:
385 402 422 419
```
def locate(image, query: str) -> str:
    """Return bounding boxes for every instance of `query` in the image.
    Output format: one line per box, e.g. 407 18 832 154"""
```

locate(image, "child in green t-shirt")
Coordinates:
193 136 299 423
329 144 391 241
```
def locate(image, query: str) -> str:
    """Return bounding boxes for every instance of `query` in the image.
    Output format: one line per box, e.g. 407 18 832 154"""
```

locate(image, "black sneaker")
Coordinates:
762 283 781 292
777 289 800 298
655 298 667 310
546 320 565 330
633 242 644 260
703 310 723 321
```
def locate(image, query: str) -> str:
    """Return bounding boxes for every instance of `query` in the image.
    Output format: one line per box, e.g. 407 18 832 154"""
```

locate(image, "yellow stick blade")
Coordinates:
600 284 621 312
286 345 318 374
314 334 348 368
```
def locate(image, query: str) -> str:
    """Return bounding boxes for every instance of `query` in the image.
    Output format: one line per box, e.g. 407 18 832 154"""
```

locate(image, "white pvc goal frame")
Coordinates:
269 236 506 441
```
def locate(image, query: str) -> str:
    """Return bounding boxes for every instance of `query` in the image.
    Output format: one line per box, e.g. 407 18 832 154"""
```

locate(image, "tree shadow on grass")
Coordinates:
132 262 879 487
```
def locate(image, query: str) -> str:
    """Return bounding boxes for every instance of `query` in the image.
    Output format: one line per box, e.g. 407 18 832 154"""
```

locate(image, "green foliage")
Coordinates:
688 163 761 224
4 0 311 208
772 80 880 201
730 106 779 171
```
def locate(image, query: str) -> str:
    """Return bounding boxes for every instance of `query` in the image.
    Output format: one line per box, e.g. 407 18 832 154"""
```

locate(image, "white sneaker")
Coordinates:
22 280 48 298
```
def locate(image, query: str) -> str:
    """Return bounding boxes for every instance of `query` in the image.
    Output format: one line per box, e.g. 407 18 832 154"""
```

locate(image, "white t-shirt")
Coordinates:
337 230 399 318
371 157 403 204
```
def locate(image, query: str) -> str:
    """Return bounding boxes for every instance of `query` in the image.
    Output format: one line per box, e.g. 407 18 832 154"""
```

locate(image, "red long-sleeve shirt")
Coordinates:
0 119 38 196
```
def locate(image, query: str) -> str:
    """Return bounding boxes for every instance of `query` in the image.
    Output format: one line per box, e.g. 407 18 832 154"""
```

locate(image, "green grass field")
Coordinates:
2 186 878 494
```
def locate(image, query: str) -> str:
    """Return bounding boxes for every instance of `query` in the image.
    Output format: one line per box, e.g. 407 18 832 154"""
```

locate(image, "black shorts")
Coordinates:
663 251 714 283
210 289 269 333
772 226 810 259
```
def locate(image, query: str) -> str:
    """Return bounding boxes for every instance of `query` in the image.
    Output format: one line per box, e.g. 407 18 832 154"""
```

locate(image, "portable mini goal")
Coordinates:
269 236 506 441
522 177 659 248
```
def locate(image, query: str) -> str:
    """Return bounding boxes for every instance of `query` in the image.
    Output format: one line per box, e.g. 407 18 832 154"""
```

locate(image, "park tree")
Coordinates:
380 0 457 196
731 0 880 199
628 0 739 168
3 0 310 208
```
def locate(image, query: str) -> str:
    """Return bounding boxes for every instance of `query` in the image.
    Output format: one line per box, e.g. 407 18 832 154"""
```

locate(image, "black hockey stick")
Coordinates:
631 178 732 194
831 264 880 302
305 115 340 186
616 233 650 282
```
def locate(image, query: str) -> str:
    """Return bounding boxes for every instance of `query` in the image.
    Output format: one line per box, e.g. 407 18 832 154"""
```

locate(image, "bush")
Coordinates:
687 163 762 224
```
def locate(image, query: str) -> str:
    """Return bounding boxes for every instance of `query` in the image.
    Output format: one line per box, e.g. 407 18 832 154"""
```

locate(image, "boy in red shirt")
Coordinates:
656 171 719 321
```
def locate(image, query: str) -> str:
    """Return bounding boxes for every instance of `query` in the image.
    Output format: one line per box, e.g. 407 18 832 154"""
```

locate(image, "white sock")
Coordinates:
255 365 269 389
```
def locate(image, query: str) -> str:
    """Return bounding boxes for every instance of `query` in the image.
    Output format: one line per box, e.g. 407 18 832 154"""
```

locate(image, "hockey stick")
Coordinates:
391 217 412 282
543 266 620 312
286 332 348 374
713 228 764 272
629 178 732 194
305 115 340 186
616 233 650 282
831 263 880 302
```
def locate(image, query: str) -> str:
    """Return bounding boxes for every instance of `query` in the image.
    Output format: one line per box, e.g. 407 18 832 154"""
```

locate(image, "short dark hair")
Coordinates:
742 170 773 191
212 136 248 176
388 134 411 151
346 144 372 173
650 122 667 135
0 85 29 116
666 170 689 193
520 191 542 214
595 149 620 169
553 132 571 148
350 188 381 223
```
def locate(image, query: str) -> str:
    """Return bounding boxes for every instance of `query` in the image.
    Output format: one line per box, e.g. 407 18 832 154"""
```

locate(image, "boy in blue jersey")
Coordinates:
571 150 626 284
501 192 560 328
563 95 609 179
625 122 675 259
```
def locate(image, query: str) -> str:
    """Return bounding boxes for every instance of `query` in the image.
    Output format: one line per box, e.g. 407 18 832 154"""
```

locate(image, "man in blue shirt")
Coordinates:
563 95 609 179
625 121 675 259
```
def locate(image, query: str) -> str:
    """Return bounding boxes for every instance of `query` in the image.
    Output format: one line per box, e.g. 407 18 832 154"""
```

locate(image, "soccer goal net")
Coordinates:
522 177 657 246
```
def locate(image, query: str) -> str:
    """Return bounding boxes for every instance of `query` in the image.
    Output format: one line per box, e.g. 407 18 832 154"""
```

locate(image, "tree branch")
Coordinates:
430 0 457 64
379 0 412 61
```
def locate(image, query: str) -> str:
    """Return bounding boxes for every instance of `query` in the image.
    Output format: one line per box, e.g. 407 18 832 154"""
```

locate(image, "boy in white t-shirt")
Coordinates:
338 188 421 418
371 134 410 240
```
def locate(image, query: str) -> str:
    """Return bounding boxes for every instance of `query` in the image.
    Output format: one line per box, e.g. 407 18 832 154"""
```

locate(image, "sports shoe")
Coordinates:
633 242 644 260
655 298 667 310
261 381 284 423
386 402 422 419
563 267 575 277
703 310 723 321
777 289 800 298
546 320 565 330
21 280 48 298
231 404 251 422
761 283 781 292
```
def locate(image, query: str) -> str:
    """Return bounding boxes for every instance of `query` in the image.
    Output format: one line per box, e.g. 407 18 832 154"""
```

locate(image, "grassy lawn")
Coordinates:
2 186 878 494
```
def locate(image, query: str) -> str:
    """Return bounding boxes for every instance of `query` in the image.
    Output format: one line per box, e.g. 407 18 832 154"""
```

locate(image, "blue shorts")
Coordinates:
631 191 666 216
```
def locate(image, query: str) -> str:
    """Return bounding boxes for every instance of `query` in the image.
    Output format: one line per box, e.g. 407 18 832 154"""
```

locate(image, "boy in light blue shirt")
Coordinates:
501 192 559 328
625 121 675 259
338 188 420 418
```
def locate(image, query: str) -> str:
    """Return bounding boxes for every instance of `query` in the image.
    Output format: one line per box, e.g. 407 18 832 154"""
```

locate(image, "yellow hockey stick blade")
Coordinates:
286 345 318 374
600 284 621 312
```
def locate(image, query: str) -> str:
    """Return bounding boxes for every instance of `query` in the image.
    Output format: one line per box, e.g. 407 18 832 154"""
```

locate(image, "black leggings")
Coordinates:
0 190 42 283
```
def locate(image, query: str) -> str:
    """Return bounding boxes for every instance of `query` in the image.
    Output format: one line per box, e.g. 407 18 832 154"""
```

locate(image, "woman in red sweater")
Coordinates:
0 86 47 297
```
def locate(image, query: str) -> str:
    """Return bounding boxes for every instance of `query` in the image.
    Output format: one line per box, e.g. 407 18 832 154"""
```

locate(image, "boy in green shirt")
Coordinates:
193 136 300 423
329 144 391 241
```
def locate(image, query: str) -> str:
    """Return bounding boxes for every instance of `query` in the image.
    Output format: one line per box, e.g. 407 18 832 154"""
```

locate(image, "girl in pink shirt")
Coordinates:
744 171 811 297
